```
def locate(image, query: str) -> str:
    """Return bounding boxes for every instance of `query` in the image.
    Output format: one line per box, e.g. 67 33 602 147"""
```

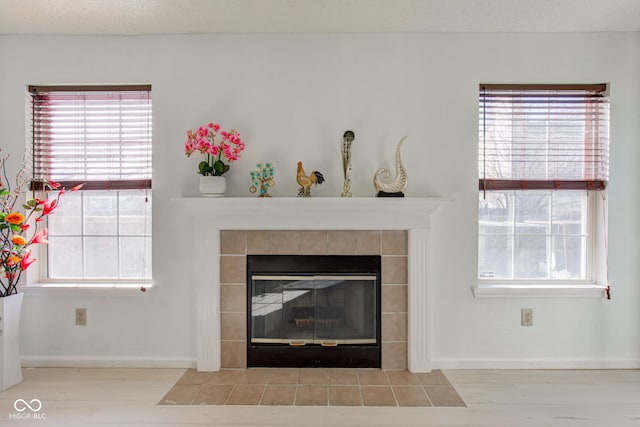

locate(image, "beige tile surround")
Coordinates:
220 230 408 370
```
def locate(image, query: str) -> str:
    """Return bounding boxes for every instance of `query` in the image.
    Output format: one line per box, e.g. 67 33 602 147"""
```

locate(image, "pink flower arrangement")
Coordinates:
0 151 83 297
183 122 245 176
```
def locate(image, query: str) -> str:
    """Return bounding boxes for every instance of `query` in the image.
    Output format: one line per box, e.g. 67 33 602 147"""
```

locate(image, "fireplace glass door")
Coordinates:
251 275 377 346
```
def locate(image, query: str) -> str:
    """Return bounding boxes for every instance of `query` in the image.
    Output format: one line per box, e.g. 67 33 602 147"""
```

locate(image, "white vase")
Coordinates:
199 176 226 197
0 292 24 391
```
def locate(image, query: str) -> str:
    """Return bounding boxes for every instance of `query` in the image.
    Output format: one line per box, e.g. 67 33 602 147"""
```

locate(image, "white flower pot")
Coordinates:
199 176 226 197
0 292 24 391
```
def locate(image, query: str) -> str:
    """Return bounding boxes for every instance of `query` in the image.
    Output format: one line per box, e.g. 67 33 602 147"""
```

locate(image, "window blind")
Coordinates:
29 85 152 191
478 84 609 191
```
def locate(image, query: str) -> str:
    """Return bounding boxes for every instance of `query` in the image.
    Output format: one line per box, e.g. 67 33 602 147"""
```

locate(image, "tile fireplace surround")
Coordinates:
182 197 443 373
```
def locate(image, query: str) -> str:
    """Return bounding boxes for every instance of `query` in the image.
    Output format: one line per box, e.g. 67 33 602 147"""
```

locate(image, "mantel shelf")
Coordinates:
179 197 445 230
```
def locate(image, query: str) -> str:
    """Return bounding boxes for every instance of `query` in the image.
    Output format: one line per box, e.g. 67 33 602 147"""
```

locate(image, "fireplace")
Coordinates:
247 255 381 368
181 197 443 372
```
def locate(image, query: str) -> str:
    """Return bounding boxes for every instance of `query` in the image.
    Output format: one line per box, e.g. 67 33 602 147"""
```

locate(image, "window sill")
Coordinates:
472 282 608 299
21 283 153 297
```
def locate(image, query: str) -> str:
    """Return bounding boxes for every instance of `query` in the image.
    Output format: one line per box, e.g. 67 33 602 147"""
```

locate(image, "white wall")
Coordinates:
1 32 638 368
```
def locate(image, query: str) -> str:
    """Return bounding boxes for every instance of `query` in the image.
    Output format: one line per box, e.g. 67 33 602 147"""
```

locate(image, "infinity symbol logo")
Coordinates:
14 399 42 412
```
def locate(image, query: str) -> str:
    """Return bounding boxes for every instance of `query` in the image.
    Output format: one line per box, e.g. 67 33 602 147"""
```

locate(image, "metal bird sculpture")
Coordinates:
296 161 325 197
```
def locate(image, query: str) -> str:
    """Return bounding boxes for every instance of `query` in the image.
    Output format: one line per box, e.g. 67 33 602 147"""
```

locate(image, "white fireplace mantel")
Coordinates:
181 197 444 372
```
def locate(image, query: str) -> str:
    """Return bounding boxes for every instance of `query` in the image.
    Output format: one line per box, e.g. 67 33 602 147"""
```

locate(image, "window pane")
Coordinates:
48 236 83 278
84 236 118 278
48 192 82 235
479 192 513 235
552 236 586 279
479 190 589 281
515 192 549 236
514 236 549 279
552 191 586 235
478 235 513 279
119 191 151 236
119 236 152 279
84 192 117 235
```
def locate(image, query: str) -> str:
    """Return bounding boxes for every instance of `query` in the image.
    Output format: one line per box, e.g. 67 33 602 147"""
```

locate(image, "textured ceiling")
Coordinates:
1 0 639 35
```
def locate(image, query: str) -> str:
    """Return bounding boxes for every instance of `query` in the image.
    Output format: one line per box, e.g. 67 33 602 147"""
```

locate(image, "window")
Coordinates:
478 84 609 282
29 85 152 285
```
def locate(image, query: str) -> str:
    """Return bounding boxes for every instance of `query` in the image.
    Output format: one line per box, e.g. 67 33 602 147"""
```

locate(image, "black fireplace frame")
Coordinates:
246 255 382 368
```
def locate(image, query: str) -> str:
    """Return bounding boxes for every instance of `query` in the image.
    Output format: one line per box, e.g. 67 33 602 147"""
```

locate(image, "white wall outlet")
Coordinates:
75 308 87 326
521 308 533 326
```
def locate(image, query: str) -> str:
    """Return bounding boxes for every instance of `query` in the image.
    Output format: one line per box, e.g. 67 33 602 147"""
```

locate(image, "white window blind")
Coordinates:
479 84 609 192
29 85 152 191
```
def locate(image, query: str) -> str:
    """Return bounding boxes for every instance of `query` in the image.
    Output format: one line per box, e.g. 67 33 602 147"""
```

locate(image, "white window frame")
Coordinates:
474 84 609 298
24 85 153 293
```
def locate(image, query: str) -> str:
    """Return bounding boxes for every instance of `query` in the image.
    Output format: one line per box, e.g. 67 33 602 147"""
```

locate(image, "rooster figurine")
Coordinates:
296 161 325 197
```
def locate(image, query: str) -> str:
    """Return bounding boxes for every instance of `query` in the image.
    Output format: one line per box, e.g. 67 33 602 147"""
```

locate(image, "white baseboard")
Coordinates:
20 356 196 369
432 358 640 370
20 356 640 371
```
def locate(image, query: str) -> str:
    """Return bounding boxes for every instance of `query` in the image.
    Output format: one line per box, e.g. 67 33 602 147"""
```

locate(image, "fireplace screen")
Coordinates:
247 254 381 368
250 275 377 346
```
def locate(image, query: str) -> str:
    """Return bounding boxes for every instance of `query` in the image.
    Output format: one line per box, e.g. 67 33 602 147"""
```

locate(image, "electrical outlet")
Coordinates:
521 308 533 326
75 308 87 326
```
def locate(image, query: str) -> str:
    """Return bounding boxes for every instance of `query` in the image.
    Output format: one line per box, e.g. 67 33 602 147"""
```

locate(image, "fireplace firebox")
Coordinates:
247 255 381 368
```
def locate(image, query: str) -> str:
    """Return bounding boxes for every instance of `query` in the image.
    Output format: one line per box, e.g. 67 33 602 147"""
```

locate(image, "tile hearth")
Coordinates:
159 369 466 407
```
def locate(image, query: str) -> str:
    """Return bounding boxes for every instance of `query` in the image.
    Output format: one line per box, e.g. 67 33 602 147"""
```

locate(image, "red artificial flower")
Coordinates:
43 199 58 215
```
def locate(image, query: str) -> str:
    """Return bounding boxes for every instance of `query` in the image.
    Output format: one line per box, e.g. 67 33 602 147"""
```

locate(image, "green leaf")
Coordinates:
0 224 8 230
0 189 9 196
213 160 227 176
10 224 21 233
198 161 214 176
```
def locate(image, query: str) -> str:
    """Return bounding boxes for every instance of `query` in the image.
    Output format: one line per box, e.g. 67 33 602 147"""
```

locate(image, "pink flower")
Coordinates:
43 199 57 216
31 228 49 244
197 140 210 154
197 126 209 137
21 250 36 270
70 184 85 192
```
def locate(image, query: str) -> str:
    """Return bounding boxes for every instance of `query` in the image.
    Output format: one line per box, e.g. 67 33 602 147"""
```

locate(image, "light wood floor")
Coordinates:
0 368 638 426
